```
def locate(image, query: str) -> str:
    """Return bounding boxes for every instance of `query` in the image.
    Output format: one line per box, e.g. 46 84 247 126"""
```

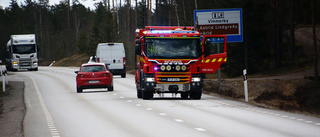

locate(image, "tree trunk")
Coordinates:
290 0 295 61
311 0 319 78
174 0 180 26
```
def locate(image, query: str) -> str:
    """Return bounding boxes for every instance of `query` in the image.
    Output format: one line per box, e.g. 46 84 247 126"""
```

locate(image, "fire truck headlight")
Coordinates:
192 77 201 82
166 65 172 71
160 65 166 71
181 65 187 71
146 77 155 82
175 65 181 71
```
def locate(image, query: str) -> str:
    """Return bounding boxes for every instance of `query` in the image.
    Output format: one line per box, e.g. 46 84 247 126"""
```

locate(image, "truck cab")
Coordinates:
6 34 39 71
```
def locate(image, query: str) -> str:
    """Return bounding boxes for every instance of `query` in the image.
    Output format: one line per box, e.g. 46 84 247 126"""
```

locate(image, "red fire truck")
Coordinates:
135 26 227 99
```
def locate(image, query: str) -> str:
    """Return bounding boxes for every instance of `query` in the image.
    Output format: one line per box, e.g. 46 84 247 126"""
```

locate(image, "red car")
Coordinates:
75 63 113 93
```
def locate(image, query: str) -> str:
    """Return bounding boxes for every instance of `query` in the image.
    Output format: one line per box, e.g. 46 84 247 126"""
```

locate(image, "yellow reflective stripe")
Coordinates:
218 58 223 62
201 60 204 63
224 58 227 62
205 59 210 63
211 58 217 62
140 57 145 63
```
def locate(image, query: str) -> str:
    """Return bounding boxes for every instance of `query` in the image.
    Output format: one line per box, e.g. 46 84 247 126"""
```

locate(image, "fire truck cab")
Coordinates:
135 26 227 99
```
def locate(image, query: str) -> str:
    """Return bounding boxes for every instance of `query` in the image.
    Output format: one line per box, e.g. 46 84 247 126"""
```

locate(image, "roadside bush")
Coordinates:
295 80 320 114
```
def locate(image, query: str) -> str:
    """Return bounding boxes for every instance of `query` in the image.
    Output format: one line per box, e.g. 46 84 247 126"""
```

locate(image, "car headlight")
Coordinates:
191 77 201 82
146 77 155 82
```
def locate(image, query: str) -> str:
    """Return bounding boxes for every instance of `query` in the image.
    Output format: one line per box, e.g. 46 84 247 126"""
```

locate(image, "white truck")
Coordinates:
6 34 39 71
96 43 126 78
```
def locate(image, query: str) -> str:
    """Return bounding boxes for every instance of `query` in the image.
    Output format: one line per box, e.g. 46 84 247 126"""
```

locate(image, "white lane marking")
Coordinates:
120 96 124 98
174 119 184 122
146 108 153 110
195 128 206 132
113 94 117 96
315 123 320 126
127 100 132 102
136 104 141 107
159 113 167 116
27 75 61 137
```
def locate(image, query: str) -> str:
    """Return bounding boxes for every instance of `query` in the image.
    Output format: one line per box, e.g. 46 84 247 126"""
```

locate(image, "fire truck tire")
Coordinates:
136 85 142 98
142 90 154 100
190 92 202 99
181 92 189 99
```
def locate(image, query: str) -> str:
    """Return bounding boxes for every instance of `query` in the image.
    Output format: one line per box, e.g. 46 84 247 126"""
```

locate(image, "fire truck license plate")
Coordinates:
167 78 180 82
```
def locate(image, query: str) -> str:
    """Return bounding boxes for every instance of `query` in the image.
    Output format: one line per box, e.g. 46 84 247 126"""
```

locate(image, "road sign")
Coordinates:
194 8 243 42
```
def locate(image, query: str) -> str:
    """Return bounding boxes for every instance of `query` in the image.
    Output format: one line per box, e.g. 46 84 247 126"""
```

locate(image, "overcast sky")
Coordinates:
0 0 111 10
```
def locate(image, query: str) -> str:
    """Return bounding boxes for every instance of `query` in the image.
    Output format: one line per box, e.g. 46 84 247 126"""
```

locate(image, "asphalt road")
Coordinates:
7 66 320 137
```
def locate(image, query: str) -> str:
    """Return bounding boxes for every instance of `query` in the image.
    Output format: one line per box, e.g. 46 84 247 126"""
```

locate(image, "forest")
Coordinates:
0 0 319 77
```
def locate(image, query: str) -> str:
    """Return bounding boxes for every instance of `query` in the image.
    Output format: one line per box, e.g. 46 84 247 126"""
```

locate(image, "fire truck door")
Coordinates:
201 35 227 73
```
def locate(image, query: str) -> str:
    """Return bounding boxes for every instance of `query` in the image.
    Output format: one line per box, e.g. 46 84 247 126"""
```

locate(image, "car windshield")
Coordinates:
146 38 201 59
81 65 106 72
12 44 36 54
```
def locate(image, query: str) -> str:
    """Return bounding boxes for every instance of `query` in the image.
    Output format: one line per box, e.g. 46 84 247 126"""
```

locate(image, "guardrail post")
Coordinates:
243 69 248 102
1 70 5 92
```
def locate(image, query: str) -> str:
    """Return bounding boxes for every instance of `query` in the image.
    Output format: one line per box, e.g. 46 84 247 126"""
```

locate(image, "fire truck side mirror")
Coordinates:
135 45 141 55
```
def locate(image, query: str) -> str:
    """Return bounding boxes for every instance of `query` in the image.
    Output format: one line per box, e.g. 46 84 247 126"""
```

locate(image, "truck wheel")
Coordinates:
181 92 189 99
136 85 142 98
190 91 202 99
77 87 82 93
142 90 154 100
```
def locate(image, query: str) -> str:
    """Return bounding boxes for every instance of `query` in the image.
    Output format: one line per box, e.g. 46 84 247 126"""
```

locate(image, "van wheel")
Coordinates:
121 73 126 78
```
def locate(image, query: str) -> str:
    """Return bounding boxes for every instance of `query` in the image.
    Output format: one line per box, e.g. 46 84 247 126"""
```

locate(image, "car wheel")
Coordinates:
108 86 114 91
77 87 82 93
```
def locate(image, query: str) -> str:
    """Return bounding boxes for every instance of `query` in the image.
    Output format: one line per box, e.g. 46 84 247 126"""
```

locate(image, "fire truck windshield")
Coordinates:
146 38 201 59
12 44 36 54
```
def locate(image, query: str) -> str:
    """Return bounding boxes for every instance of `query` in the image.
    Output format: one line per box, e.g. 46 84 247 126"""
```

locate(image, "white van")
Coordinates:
96 43 126 78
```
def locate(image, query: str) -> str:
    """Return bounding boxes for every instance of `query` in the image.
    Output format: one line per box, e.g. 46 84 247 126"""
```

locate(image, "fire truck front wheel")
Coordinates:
190 91 202 99
142 89 154 100
136 84 142 98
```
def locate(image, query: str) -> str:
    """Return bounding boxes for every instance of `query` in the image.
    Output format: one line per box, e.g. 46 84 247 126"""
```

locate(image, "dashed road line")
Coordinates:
27 75 61 137
195 128 206 132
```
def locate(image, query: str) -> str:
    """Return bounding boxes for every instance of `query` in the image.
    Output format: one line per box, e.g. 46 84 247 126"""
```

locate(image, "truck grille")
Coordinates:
19 58 32 66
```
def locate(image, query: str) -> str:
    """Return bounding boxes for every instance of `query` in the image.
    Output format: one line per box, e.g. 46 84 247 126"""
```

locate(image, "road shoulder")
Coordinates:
0 81 25 137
